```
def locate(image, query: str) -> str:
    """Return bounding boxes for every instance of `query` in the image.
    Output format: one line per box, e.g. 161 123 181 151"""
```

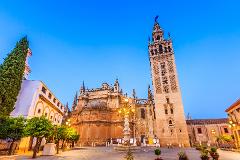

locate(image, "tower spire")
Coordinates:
72 91 78 111
114 78 120 92
148 85 153 101
132 89 136 99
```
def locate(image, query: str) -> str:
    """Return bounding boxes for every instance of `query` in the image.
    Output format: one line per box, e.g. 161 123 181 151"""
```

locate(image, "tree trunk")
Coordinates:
56 141 59 154
62 140 65 151
72 141 74 148
32 137 42 158
8 140 15 155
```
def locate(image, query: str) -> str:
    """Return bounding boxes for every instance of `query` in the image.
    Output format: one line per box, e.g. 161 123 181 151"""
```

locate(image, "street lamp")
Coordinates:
66 119 71 127
228 120 236 128
118 97 135 145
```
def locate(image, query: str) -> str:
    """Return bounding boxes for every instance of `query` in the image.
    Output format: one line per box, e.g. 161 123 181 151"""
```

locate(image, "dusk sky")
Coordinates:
0 0 240 119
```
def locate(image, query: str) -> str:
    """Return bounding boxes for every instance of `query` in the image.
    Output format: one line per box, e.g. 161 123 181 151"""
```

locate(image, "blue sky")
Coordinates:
0 0 240 118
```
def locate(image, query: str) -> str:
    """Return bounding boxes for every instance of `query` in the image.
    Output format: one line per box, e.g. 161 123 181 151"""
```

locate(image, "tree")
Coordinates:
69 131 79 148
0 36 29 116
0 116 26 155
54 125 68 154
25 116 53 158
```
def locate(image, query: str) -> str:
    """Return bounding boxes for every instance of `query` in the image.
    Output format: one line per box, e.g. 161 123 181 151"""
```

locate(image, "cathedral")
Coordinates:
70 80 155 146
70 17 190 147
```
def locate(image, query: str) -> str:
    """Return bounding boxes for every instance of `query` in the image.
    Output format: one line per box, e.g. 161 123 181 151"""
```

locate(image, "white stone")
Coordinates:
42 143 56 156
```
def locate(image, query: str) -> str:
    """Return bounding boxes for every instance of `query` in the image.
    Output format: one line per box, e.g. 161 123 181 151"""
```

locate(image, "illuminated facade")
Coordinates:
148 17 190 147
225 99 240 148
70 80 155 146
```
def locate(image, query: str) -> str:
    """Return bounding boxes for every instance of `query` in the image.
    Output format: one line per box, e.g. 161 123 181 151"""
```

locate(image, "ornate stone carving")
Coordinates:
169 75 178 92
167 60 174 74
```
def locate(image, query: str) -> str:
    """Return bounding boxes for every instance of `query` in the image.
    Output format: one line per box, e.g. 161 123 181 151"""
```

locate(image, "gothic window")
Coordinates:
164 47 168 52
159 45 163 53
165 108 168 114
141 108 146 119
156 35 160 40
38 109 41 114
169 120 173 126
166 98 170 103
160 62 165 69
53 98 56 103
224 128 229 133
154 49 158 55
197 128 202 134
161 70 166 76
170 108 174 114
162 76 168 85
168 46 172 52
163 85 169 93
151 50 154 56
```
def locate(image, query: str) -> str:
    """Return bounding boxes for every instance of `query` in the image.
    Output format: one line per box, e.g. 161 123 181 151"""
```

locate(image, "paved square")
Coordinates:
16 147 240 160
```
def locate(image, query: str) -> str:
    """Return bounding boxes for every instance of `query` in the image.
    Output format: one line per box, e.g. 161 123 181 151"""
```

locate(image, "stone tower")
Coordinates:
148 17 190 147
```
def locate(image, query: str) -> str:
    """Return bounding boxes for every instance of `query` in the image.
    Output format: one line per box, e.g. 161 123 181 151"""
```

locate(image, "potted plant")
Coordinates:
154 148 163 160
200 151 209 160
209 147 219 160
178 151 189 160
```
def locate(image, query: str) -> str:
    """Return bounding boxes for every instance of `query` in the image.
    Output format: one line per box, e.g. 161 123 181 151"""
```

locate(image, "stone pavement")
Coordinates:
14 147 240 160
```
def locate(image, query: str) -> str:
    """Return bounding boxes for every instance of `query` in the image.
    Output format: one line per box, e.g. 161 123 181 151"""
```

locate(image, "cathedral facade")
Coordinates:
70 18 190 147
70 80 155 146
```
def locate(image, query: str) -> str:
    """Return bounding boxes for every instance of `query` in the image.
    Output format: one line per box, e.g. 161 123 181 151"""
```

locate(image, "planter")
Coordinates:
210 153 219 160
42 143 56 156
179 158 188 160
200 157 209 160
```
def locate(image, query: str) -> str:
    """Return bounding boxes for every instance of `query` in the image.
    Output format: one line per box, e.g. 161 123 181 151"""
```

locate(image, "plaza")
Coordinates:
15 147 240 160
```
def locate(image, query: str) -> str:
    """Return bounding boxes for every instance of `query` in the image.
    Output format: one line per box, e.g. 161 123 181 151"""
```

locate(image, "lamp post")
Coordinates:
66 119 71 127
118 97 135 146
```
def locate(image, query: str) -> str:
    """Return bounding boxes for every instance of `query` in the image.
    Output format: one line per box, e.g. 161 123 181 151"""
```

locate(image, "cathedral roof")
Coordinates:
186 118 228 125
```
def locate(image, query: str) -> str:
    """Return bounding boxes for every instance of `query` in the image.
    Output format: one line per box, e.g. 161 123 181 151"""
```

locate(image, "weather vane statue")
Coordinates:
154 15 159 23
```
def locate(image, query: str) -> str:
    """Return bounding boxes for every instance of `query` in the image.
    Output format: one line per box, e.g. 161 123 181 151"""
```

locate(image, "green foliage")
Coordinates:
154 148 161 156
124 149 134 160
210 147 217 153
200 147 209 159
178 150 189 160
0 36 29 116
200 151 209 158
0 116 26 141
25 116 53 138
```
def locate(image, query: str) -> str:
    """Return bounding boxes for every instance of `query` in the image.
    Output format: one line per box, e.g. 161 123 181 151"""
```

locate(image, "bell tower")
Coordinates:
148 17 190 147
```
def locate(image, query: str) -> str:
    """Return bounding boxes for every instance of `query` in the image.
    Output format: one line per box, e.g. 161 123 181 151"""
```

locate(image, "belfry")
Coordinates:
148 16 190 147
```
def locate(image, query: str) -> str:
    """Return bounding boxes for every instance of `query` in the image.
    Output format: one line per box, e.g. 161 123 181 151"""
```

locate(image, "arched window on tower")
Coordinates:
168 46 172 52
169 120 173 126
156 35 160 40
164 47 168 53
141 108 146 119
170 108 174 114
150 50 154 56
165 108 168 114
159 45 163 53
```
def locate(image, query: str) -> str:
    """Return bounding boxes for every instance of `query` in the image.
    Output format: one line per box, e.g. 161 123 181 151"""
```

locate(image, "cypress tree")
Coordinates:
0 36 29 116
